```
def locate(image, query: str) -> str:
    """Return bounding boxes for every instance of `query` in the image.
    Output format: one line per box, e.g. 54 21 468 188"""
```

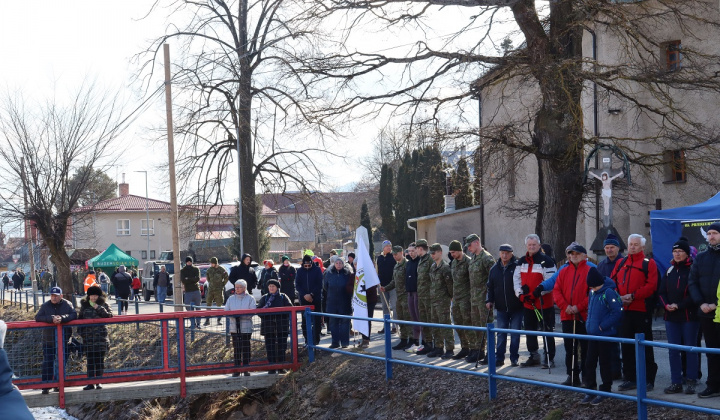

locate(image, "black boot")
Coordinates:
392 338 408 350
465 349 481 363
452 347 470 360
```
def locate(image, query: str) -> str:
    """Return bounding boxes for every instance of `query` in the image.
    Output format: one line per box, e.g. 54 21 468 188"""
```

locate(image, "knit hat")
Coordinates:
449 240 462 252
281 255 289 262
707 222 720 235
266 279 281 289
87 285 103 297
302 255 313 264
465 234 480 245
382 240 392 247
429 243 443 253
672 237 691 255
603 234 621 248
586 267 605 288
210 257 218 264
185 256 193 263
499 244 513 252
541 244 554 258
392 245 404 254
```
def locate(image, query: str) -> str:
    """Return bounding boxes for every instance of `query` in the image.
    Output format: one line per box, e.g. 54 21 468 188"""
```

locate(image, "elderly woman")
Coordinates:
323 257 355 349
225 280 256 377
257 279 293 374
78 285 113 390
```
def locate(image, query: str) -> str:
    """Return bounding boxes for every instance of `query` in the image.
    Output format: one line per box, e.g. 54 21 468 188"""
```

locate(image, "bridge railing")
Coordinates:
5 306 308 408
305 310 720 420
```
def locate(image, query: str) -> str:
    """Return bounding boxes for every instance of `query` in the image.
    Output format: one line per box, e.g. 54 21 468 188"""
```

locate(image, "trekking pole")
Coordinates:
475 307 493 369
536 296 552 374
571 314 577 385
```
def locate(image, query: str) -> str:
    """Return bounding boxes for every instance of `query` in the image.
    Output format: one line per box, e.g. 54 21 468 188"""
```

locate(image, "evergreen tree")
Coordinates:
473 147 483 206
454 157 473 209
378 164 397 243
360 200 374 258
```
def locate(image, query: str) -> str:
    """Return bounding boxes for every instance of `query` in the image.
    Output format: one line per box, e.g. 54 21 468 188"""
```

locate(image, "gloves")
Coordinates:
521 284 530 295
533 285 544 298
523 295 533 303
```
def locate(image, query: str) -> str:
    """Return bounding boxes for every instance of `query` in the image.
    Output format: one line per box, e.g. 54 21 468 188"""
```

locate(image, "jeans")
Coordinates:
100 283 108 294
494 309 523 363
156 286 168 304
407 292 420 340
184 290 202 327
329 316 350 347
299 299 321 345
666 320 700 384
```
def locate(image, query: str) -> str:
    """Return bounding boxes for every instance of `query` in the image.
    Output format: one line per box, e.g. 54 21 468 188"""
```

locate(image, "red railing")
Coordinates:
5 306 308 408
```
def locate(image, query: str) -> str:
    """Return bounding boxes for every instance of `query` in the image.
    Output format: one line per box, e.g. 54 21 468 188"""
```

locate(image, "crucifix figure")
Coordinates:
588 150 625 228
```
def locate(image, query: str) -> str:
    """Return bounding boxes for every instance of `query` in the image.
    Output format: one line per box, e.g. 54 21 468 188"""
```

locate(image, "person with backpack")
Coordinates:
659 237 699 395
581 267 623 405
610 233 659 391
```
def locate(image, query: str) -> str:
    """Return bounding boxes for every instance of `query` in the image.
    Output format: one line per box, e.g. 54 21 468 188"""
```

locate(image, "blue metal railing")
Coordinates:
304 309 720 420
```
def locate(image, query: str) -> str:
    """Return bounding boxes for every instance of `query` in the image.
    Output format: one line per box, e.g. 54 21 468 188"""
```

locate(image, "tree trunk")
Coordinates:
44 231 74 305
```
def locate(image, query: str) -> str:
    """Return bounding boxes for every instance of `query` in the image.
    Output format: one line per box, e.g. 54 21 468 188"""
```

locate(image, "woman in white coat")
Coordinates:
225 280 256 377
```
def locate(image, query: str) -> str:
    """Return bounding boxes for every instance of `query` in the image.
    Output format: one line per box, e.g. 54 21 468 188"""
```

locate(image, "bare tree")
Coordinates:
137 0 339 260
302 0 720 254
0 84 129 300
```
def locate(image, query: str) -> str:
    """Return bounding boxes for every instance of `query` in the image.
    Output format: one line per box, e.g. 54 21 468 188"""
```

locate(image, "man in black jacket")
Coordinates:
485 244 522 367
229 253 258 293
111 266 132 314
689 222 720 398
35 287 77 394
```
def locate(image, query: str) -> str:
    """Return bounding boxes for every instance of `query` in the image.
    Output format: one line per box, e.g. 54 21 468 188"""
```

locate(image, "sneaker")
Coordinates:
579 394 593 405
685 380 697 394
95 384 102 390
441 350 455 359
452 348 470 360
521 354 541 367
698 387 720 398
203 319 210 326
404 344 420 353
618 381 637 391
664 384 683 394
590 396 607 405
83 384 95 391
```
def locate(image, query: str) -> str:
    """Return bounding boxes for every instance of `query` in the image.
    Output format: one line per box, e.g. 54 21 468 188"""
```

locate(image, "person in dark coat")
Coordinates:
323 257 355 348
35 287 77 394
295 255 323 345
111 265 132 314
278 256 297 302
229 253 258 293
257 279 293 374
258 260 279 296
485 244 522 367
12 270 23 291
0 321 34 419
77 286 113 390
2 273 9 291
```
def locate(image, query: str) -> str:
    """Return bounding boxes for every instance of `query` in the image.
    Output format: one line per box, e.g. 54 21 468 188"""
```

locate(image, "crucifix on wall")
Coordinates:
587 149 625 229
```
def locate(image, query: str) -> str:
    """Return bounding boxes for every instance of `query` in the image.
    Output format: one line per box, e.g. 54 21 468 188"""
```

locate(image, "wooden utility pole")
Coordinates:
20 157 38 305
164 44 183 311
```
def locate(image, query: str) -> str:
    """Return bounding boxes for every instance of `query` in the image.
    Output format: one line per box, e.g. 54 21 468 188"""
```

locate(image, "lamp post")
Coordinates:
134 171 151 264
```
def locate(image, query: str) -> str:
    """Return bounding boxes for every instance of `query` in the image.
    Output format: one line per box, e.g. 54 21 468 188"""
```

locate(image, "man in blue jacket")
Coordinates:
296 255 323 346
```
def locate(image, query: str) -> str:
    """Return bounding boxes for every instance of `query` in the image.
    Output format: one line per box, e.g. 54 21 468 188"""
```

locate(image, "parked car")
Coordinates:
141 261 175 301
197 263 210 302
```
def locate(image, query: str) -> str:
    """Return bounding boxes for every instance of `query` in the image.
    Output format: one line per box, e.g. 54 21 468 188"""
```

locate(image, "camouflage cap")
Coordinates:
392 245 404 254
415 239 428 247
449 240 462 251
464 234 480 245
429 243 443 252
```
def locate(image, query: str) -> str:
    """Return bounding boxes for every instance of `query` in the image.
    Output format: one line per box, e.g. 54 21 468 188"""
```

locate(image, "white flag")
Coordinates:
351 226 380 338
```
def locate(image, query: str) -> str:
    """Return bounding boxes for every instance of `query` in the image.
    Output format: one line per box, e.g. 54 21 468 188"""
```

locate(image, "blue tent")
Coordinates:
649 192 720 270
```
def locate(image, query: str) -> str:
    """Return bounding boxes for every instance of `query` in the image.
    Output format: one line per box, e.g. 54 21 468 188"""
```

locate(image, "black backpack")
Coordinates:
612 257 662 314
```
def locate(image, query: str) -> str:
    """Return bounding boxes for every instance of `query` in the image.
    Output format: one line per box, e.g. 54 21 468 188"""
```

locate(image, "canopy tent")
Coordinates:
649 192 720 271
87 243 139 268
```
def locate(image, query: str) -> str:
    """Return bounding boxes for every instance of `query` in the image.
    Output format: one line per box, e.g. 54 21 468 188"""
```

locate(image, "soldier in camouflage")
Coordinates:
449 240 473 360
382 246 413 350
415 239 436 355
205 257 229 326
465 233 496 363
427 243 455 358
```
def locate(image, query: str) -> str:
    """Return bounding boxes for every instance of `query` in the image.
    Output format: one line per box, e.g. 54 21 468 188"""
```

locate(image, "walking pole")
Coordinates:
535 296 552 374
475 307 493 369
571 314 577 385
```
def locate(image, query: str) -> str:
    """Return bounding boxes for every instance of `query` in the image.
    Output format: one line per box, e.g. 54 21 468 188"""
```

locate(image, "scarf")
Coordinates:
263 291 279 308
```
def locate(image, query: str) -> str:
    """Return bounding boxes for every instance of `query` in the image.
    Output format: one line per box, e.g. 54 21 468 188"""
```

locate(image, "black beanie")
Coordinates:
302 255 312 263
673 237 691 255
707 222 720 235
185 256 193 263
586 267 605 288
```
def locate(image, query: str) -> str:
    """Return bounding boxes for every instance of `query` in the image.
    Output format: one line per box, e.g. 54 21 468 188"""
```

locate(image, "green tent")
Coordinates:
87 243 139 268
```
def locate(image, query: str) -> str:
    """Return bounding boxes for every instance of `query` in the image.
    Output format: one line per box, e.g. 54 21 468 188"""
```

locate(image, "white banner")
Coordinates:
351 226 380 338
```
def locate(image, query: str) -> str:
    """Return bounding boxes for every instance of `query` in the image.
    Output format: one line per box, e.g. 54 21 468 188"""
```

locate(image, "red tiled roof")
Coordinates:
75 194 173 213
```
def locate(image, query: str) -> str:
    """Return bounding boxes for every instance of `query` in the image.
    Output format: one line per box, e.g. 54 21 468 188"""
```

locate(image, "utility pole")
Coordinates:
164 44 183 311
20 158 38 306
135 171 151 265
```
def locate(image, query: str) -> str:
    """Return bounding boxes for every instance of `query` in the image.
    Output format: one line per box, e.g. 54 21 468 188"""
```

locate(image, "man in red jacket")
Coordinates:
553 243 591 387
611 233 659 391
513 234 557 368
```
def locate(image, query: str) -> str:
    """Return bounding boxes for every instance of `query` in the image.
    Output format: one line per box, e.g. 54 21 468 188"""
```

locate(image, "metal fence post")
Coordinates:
635 333 647 420
135 300 140 315
487 323 497 400
25 290 29 312
305 308 315 363
384 314 393 381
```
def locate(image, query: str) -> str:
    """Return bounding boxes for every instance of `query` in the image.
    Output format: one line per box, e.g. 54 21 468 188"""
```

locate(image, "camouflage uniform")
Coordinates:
205 265 229 307
430 259 454 351
416 252 434 344
468 248 496 351
385 258 411 340
451 253 474 349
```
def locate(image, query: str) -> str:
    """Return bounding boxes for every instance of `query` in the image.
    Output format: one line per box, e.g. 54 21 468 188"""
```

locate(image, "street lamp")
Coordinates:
134 171 150 264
